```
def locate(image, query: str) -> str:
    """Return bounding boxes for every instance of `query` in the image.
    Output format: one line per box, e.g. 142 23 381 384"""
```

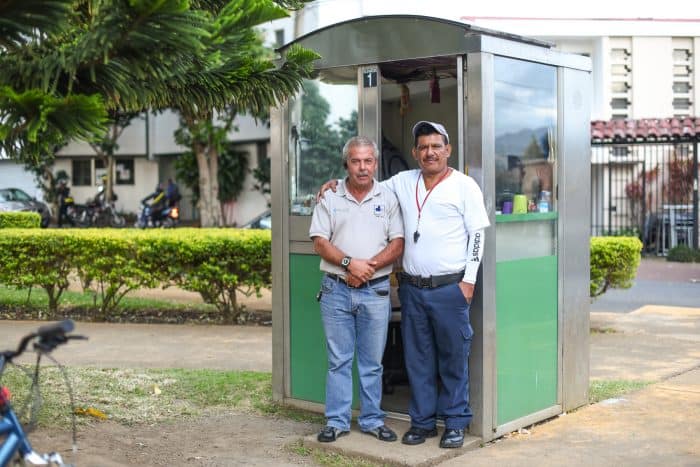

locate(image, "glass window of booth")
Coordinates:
494 57 557 217
289 70 358 215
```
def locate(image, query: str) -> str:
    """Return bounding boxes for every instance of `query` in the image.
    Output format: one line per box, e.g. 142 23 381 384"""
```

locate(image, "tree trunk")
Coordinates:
106 155 115 202
195 141 223 227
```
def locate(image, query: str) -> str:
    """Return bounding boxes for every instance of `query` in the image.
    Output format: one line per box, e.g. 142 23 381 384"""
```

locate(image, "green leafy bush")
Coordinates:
0 228 271 322
590 236 643 297
0 212 41 228
666 244 700 263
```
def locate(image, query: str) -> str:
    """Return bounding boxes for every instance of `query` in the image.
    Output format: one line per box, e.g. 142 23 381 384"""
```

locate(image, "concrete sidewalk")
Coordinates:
299 305 700 466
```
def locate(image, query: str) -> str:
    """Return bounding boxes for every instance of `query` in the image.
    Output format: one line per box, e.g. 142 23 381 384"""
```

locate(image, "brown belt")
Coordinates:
398 270 464 289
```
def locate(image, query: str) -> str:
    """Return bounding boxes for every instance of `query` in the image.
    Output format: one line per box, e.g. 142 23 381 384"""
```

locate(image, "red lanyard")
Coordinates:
413 168 452 242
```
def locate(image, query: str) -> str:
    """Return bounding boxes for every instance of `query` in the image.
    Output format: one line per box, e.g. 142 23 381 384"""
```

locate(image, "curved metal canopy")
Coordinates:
277 15 553 70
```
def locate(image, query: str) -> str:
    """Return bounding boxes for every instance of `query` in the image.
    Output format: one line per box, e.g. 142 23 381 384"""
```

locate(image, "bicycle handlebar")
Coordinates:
1 320 84 364
38 320 74 338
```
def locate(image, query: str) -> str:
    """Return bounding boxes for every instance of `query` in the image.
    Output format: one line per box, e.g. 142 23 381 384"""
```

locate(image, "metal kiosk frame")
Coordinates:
270 15 591 443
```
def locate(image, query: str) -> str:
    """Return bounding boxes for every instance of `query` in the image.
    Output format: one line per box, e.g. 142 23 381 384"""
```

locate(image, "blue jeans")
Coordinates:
399 282 473 430
319 274 391 431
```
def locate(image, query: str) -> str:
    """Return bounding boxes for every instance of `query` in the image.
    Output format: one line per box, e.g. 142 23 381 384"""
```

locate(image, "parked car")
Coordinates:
0 188 51 228
242 210 271 229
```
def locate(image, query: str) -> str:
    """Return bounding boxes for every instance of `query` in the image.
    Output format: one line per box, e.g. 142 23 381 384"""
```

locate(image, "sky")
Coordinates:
310 0 700 20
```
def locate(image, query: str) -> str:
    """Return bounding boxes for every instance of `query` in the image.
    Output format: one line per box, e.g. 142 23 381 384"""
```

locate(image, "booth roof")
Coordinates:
276 14 553 53
591 117 700 142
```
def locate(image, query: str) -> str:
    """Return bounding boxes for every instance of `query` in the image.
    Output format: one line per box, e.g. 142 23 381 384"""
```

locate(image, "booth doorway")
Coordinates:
375 56 462 414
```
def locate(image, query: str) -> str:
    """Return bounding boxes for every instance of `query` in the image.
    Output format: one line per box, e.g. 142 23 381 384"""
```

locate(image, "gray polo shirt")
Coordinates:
309 178 404 278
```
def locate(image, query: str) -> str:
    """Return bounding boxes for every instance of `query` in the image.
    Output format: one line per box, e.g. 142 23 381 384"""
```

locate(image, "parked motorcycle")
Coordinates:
136 203 179 228
64 197 125 227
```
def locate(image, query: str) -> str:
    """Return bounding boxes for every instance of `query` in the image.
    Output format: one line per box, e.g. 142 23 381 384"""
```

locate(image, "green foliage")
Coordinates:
0 212 41 228
589 380 651 404
251 151 271 207
171 229 271 322
0 86 107 163
590 236 643 298
1 0 317 165
0 228 271 322
0 230 78 315
297 81 358 196
174 132 250 204
666 244 700 263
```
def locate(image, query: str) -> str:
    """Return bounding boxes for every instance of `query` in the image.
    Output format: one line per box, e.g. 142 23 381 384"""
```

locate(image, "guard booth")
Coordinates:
270 15 591 443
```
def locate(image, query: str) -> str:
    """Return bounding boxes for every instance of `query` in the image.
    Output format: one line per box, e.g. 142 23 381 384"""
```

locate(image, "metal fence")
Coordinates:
591 140 699 255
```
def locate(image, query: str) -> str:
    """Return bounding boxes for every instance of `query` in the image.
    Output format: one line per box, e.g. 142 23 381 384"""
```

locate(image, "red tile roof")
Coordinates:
591 118 700 142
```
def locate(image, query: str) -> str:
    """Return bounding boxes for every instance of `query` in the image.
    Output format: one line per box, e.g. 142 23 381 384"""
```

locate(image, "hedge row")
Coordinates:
0 212 41 228
0 229 640 321
590 236 642 298
0 228 271 323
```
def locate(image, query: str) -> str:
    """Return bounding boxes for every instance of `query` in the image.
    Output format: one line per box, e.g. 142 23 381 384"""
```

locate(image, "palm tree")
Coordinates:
1 0 318 223
0 0 107 163
170 0 318 226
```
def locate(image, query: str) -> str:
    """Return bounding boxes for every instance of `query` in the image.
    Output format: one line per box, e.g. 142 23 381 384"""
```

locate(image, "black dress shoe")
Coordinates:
401 426 438 445
317 426 349 443
440 428 465 448
362 425 398 442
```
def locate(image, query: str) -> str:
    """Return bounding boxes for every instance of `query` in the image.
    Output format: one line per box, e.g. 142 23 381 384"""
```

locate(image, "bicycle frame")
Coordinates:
0 321 80 466
0 400 34 465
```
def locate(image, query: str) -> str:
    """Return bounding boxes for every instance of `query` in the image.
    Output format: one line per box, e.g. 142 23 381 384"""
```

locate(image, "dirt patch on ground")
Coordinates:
29 412 319 467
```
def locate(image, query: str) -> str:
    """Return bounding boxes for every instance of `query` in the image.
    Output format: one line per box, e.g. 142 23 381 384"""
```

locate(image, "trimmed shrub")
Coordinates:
0 212 41 228
0 230 78 316
666 244 700 263
0 228 271 322
590 236 643 298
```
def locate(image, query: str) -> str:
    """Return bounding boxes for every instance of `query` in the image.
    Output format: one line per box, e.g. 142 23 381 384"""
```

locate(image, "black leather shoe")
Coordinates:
362 425 398 442
317 426 349 443
401 426 438 445
440 428 465 448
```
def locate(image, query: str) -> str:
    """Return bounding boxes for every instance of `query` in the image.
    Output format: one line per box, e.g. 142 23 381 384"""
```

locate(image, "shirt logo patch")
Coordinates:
373 204 385 217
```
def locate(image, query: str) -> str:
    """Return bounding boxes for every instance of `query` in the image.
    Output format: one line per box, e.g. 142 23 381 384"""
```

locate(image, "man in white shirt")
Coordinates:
389 121 489 448
309 136 405 443
317 122 489 448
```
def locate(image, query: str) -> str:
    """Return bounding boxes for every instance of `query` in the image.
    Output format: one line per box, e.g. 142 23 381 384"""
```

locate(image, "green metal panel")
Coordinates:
289 253 360 405
289 254 327 402
495 212 558 223
496 255 558 425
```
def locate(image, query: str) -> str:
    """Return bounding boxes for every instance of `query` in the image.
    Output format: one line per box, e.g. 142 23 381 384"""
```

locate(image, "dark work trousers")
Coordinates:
399 282 473 430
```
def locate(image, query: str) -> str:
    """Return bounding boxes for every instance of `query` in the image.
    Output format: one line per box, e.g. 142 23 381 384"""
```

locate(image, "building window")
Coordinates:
610 42 632 119
611 82 630 93
94 158 107 185
72 160 91 186
274 29 285 48
673 82 692 93
115 158 134 185
672 98 692 110
610 146 631 157
672 40 693 117
611 98 631 109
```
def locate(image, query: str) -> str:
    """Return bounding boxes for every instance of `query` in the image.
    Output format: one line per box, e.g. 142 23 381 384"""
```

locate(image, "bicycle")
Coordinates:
0 320 86 466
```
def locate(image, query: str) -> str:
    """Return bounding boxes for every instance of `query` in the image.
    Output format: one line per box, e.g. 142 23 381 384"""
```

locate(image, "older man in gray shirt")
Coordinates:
309 136 404 443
